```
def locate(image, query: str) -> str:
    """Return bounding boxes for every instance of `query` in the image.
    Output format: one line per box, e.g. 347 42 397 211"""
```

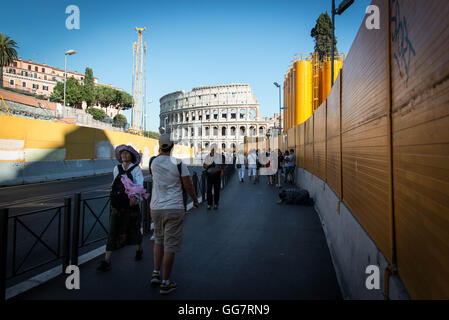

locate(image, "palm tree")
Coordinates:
0 33 19 89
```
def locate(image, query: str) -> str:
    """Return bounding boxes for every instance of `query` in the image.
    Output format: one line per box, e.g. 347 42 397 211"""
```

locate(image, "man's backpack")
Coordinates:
110 164 138 209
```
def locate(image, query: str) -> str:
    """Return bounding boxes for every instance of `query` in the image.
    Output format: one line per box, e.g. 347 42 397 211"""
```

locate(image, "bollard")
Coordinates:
70 193 81 266
0 208 9 301
62 197 72 272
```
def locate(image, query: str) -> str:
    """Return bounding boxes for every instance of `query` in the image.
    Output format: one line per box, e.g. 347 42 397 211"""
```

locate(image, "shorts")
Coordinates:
286 166 296 174
248 167 257 176
150 209 185 253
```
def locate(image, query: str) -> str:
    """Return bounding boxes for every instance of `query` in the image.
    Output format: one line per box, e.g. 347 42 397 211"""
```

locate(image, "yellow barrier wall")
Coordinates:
313 101 327 181
0 115 191 165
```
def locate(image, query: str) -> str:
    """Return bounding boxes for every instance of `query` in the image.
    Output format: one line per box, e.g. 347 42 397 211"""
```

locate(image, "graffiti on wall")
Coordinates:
391 0 416 87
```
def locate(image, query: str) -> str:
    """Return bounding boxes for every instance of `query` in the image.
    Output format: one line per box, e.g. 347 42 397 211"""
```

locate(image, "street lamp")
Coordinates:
331 0 354 86
273 82 282 135
63 49 76 120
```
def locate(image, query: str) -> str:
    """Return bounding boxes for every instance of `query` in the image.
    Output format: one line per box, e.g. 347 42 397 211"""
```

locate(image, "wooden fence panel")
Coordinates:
305 115 314 174
313 102 327 181
341 0 393 263
326 73 342 197
391 0 449 299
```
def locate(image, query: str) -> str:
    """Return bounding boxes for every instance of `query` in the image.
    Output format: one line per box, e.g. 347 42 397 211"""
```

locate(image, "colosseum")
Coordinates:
159 84 278 153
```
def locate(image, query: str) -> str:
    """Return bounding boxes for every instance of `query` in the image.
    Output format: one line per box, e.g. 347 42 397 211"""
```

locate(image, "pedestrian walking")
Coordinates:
276 149 284 188
235 150 246 182
247 149 257 184
203 144 225 210
286 149 296 184
150 134 200 295
97 145 147 272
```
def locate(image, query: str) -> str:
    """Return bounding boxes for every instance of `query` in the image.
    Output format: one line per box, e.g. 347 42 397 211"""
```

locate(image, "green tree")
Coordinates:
0 33 18 88
83 67 95 107
143 130 160 139
113 114 127 127
86 107 106 120
310 12 338 61
50 77 83 107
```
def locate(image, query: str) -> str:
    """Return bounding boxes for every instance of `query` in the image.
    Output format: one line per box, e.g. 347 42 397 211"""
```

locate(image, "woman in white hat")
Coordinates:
97 144 145 272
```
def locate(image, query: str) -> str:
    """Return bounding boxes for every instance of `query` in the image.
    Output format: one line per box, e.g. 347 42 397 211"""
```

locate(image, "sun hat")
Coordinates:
159 133 174 151
115 144 141 164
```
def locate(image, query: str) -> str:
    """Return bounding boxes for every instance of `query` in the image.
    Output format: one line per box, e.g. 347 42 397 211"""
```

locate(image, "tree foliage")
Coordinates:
83 67 95 107
0 33 18 88
113 114 127 127
310 12 338 61
86 107 106 120
50 77 83 107
143 131 160 140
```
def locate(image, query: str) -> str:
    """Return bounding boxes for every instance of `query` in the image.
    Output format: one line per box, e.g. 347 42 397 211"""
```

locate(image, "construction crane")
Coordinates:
131 27 147 134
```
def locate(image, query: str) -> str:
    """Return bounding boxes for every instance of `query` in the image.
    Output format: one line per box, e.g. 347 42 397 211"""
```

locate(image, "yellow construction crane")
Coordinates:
131 27 147 134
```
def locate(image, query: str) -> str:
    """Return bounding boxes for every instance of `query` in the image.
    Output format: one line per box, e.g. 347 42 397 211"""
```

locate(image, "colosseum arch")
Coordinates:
249 109 256 119
259 126 265 135
221 109 227 119
249 126 256 136
230 126 236 136
213 126 218 136
213 110 219 120
240 126 246 135
205 126 210 136
239 109 246 119
230 109 236 119
206 110 210 120
221 126 227 136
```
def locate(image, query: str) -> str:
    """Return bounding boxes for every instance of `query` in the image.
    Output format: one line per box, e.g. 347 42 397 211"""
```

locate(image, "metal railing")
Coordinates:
0 198 72 300
0 166 230 300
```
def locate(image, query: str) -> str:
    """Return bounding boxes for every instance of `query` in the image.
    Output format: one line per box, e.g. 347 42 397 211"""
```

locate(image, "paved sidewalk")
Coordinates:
12 174 342 300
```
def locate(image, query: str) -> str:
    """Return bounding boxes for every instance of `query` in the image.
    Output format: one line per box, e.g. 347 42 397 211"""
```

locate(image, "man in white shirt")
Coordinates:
150 134 199 295
247 149 257 184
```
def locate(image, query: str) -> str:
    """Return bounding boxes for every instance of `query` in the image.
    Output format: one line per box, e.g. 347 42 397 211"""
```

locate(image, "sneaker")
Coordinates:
96 260 111 272
160 281 177 295
213 205 218 210
150 272 161 285
135 249 143 261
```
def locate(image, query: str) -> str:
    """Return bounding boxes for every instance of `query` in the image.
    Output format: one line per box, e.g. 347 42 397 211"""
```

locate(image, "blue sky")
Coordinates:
1 0 371 131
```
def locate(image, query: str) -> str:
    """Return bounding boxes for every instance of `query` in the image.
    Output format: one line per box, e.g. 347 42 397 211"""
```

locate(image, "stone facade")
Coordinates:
159 84 278 151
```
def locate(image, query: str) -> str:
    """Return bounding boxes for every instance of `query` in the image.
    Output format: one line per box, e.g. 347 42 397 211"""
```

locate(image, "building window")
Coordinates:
13 62 17 67
9 80 14 85
43 86 48 91
33 84 39 89
28 65 31 70
214 94 217 98
35 66 38 72
21 71 27 76
44 75 47 80
42 68 45 73
22 82 26 88
52 77 56 81
34 73 37 78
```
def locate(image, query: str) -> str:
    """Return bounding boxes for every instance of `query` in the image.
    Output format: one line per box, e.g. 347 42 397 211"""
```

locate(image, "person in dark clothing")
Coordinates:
203 145 224 210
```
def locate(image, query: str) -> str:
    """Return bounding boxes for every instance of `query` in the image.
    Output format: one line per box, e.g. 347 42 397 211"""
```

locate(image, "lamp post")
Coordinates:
273 82 282 135
63 49 76 120
331 0 354 86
